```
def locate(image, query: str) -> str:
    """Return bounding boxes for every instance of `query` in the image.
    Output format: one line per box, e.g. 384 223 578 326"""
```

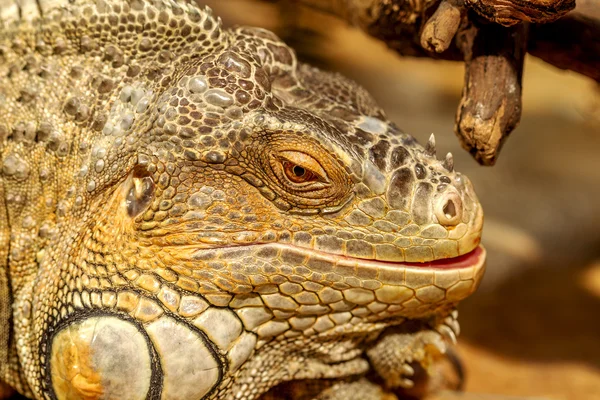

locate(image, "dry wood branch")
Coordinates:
465 0 575 26
288 0 597 78
421 0 465 53
455 21 527 165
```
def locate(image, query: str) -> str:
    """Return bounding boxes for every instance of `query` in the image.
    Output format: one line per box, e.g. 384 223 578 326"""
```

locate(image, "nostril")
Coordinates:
435 191 462 226
443 200 456 219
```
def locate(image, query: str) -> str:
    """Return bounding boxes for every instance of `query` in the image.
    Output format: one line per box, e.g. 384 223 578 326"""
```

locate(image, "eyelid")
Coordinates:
276 151 328 181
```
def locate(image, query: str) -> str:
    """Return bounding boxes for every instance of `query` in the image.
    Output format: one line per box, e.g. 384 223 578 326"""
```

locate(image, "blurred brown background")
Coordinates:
205 1 600 398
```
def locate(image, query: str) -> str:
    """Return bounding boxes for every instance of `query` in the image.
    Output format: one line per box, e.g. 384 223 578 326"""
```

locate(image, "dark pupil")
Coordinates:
292 165 305 177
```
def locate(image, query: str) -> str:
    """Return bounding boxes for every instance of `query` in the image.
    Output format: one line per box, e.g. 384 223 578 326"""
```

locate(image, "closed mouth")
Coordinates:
271 243 486 272
389 246 485 270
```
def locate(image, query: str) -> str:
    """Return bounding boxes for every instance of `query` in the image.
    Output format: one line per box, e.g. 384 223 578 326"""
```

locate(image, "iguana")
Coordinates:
0 0 485 399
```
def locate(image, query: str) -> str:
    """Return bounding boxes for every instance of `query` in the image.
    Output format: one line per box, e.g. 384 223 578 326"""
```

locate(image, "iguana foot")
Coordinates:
366 311 463 396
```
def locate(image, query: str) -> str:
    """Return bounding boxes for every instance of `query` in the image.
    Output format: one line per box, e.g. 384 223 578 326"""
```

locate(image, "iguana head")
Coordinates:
4 1 483 398
107 24 484 319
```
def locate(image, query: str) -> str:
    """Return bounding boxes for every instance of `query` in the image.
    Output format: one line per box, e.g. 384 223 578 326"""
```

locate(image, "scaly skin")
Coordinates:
0 0 485 399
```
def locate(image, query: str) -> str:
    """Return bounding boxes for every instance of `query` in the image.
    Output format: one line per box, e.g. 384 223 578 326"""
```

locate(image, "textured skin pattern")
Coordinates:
0 0 485 399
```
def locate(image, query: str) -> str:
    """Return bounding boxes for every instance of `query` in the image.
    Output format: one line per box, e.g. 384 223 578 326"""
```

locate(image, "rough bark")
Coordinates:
421 0 465 53
465 0 575 26
455 21 527 165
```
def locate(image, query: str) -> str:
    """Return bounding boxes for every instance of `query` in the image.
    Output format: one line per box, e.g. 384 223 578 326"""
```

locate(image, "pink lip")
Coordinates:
399 246 485 269
273 244 486 271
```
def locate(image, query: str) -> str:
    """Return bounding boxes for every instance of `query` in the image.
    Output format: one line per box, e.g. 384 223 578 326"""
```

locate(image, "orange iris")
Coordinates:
282 161 318 183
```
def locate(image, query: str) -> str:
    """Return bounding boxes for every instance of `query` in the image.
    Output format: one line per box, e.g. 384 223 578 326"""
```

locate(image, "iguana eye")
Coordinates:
253 142 351 209
272 151 328 189
282 161 318 183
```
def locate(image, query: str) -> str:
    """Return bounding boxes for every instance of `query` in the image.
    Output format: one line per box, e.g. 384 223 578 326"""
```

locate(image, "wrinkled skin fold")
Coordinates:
0 0 485 399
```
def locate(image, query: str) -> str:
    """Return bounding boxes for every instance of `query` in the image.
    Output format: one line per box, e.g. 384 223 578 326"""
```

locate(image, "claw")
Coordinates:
444 317 461 336
437 324 457 345
400 364 415 376
451 309 459 319
397 377 415 389
426 133 436 157
443 152 454 172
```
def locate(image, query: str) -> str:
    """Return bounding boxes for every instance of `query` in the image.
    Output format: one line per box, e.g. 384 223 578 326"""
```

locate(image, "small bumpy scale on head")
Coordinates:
0 0 484 399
